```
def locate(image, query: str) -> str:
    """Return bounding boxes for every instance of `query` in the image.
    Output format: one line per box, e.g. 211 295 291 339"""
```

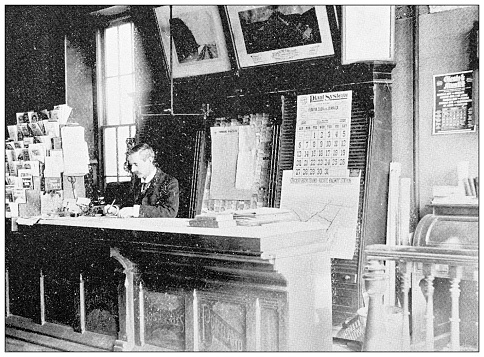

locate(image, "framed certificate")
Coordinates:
341 6 395 64
226 5 335 68
154 6 232 78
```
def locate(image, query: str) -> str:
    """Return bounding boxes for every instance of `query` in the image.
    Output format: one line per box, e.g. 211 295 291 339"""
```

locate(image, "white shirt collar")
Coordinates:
141 167 157 184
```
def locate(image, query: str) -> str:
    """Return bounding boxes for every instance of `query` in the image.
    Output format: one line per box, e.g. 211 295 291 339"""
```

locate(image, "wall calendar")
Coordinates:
292 90 353 182
433 70 475 135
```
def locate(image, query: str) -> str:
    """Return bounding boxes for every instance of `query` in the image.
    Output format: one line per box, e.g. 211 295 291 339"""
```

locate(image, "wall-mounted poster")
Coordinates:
226 5 334 68
433 70 475 135
154 6 232 78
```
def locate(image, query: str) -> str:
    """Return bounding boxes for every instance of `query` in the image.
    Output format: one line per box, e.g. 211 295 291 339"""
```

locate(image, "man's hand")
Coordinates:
118 207 135 218
103 205 119 216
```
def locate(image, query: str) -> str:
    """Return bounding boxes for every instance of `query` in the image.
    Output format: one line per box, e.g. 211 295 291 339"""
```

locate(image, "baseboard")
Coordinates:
6 314 116 351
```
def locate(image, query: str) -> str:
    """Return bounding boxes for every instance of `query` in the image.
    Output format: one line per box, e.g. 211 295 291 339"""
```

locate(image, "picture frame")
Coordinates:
225 5 335 68
154 5 232 78
341 6 395 65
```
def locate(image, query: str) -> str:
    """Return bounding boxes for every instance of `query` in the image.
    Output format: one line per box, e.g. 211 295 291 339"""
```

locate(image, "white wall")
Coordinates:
392 6 479 221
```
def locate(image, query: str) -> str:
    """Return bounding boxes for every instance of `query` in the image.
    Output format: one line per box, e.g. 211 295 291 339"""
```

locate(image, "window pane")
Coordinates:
130 125 136 138
102 22 135 184
104 27 119 77
106 77 120 125
118 23 133 75
103 128 117 176
119 75 134 124
117 126 130 175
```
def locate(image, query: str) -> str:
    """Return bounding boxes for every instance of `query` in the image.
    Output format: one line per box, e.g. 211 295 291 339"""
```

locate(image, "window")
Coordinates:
98 20 136 184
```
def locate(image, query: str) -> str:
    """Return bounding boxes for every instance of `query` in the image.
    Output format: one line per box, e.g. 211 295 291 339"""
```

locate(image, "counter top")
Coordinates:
18 216 331 259
34 216 327 238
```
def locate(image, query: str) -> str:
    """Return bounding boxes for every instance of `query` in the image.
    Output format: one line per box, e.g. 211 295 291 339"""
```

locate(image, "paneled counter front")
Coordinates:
6 217 333 351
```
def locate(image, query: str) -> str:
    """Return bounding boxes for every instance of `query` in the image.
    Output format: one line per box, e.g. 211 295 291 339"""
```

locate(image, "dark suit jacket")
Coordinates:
123 167 179 218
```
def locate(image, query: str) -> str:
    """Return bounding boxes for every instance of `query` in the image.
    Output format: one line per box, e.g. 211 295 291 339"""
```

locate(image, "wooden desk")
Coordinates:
7 217 333 351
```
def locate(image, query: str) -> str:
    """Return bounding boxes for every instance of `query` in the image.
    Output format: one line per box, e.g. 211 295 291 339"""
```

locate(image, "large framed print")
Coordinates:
226 5 335 68
154 6 232 78
342 6 395 65
433 70 475 135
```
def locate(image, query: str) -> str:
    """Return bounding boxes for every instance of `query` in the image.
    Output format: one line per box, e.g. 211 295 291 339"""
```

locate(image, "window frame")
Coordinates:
96 16 137 187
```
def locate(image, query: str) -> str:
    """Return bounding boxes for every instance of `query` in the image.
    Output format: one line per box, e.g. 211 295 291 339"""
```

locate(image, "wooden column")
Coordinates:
362 259 387 351
79 274 86 333
422 264 436 351
449 265 463 351
110 248 136 351
398 261 412 350
6 269 10 317
138 281 145 346
39 270 45 325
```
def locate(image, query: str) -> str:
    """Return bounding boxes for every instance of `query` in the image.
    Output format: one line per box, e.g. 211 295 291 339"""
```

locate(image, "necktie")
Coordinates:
141 182 147 192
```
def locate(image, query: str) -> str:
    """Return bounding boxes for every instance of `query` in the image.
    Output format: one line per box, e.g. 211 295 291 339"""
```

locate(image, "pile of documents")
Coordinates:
233 208 296 226
189 213 237 228
431 161 479 205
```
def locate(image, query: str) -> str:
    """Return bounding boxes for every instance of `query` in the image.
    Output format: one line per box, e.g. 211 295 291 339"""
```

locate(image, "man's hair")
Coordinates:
127 143 154 161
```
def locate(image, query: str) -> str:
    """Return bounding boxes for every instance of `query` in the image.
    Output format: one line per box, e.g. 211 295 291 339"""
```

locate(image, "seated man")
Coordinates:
105 143 179 218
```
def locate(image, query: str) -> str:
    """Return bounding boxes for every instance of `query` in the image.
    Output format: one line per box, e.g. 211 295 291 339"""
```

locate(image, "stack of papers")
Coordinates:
432 196 478 205
61 125 89 176
189 213 237 228
51 104 73 125
233 208 296 226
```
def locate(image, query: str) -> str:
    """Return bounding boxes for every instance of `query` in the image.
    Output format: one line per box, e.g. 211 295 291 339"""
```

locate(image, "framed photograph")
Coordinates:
341 6 395 65
154 6 232 78
226 5 335 68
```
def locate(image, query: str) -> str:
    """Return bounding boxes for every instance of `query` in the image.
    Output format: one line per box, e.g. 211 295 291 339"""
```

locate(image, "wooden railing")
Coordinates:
362 244 478 351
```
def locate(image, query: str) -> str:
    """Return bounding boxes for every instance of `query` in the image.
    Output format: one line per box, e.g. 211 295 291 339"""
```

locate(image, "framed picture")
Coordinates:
154 6 232 78
225 5 335 68
341 6 395 65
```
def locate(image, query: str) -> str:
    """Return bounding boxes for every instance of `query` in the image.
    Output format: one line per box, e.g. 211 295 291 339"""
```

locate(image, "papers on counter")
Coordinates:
16 216 41 226
61 125 89 176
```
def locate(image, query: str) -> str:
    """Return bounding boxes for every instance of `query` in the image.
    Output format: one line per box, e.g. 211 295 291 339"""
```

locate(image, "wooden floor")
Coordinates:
5 321 360 352
5 326 111 352
5 335 359 352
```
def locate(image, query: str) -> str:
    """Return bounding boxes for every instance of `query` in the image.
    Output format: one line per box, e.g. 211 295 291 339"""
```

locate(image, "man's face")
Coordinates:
128 151 153 179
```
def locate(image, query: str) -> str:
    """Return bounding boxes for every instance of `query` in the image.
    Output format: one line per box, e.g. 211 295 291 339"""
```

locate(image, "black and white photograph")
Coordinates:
226 5 335 67
238 6 324 54
154 5 232 78
3 3 479 353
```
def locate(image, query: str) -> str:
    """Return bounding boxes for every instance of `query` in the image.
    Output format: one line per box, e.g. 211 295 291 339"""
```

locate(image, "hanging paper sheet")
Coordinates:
209 126 252 200
235 125 257 190
61 125 89 176
280 169 361 260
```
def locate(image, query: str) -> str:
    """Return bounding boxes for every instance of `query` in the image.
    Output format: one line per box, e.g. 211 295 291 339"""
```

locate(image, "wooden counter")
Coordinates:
7 217 333 351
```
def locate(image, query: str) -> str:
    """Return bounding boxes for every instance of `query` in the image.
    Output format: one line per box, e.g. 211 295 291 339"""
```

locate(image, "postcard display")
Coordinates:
5 105 90 219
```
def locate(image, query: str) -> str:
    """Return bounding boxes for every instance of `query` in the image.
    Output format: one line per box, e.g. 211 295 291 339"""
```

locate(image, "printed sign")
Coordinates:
293 90 352 179
433 70 475 135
